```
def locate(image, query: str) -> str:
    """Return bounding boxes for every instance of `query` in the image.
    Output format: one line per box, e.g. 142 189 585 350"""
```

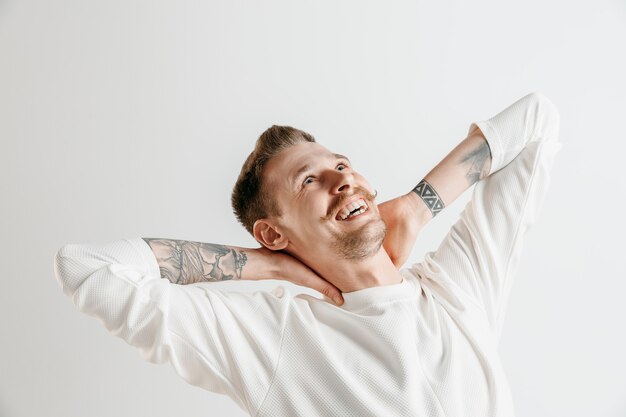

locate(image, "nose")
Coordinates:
330 169 354 195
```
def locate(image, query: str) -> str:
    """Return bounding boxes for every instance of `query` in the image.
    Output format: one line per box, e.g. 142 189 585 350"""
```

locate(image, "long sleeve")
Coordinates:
413 92 564 343
54 237 289 415
468 91 561 175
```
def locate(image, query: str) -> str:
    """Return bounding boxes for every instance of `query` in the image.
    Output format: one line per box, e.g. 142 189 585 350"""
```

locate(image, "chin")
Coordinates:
330 216 387 261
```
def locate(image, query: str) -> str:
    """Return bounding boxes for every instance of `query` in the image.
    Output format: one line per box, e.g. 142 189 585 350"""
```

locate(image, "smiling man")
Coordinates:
249 139 403 292
55 92 563 417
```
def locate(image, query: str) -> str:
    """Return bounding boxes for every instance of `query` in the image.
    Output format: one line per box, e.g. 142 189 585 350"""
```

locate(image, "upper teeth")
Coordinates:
336 198 368 221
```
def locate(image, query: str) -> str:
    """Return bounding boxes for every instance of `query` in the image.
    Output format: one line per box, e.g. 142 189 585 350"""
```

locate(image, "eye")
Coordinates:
302 163 349 187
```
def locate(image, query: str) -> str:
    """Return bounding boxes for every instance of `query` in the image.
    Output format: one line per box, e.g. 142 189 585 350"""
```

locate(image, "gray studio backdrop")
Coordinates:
1 0 625 416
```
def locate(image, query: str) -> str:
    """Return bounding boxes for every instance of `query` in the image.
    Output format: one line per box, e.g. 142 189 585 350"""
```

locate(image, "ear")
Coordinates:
253 219 289 250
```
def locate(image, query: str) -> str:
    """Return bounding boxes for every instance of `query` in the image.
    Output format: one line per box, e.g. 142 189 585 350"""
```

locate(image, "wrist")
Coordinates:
405 190 434 226
233 246 269 281
250 246 282 280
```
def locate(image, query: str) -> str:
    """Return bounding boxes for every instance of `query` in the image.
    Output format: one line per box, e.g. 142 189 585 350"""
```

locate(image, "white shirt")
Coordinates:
54 92 563 417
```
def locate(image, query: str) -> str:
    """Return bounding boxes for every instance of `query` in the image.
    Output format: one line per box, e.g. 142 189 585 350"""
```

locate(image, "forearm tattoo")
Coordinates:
460 138 492 184
141 238 248 284
412 179 444 218
412 138 492 219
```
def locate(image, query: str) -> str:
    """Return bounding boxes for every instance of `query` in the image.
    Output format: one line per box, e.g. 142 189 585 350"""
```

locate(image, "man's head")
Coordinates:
231 125 386 265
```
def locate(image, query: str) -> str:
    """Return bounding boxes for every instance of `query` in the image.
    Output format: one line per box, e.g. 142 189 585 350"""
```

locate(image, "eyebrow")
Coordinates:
290 153 351 189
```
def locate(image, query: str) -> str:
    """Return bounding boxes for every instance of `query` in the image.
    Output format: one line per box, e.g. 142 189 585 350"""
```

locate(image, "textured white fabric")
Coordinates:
54 92 562 417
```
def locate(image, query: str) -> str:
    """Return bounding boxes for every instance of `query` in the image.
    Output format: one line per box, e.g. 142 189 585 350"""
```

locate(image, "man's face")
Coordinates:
262 141 386 261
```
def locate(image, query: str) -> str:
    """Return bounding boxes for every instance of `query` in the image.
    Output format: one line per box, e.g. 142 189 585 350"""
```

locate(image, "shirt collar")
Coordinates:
335 269 417 310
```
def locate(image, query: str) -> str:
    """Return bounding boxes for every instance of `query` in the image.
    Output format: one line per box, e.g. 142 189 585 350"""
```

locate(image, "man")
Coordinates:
54 92 562 417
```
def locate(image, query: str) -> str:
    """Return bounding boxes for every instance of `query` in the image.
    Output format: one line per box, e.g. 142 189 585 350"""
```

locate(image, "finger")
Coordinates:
279 256 345 306
314 280 344 306
301 274 344 306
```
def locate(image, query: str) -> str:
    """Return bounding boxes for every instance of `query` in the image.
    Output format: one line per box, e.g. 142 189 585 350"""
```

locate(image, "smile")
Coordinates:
335 198 369 221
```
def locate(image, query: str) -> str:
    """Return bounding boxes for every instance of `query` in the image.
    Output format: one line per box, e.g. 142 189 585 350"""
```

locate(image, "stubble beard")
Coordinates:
329 214 387 261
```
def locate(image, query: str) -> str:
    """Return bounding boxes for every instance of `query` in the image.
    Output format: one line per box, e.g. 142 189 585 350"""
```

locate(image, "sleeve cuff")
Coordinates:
126 237 162 280
468 120 504 176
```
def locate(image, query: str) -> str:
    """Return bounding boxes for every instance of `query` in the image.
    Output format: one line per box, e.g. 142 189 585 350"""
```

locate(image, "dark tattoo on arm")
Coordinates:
141 238 248 285
412 179 445 218
411 138 492 219
460 138 492 184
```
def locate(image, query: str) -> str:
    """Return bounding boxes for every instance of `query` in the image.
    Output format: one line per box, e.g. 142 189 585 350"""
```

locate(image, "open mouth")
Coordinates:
335 198 369 221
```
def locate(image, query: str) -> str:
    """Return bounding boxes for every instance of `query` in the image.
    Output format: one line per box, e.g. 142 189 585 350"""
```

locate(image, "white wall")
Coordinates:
1 0 624 416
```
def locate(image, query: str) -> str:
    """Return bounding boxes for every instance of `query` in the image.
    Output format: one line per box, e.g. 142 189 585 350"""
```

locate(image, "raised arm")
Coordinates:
381 91 559 271
141 237 345 305
54 238 289 412
414 92 562 341
380 128 492 267
142 237 258 284
408 126 492 221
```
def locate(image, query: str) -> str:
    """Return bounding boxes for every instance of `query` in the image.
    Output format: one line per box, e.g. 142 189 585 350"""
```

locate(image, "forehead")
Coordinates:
264 142 338 193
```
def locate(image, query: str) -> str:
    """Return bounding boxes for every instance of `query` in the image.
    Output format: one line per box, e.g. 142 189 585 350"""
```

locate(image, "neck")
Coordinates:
315 247 404 293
